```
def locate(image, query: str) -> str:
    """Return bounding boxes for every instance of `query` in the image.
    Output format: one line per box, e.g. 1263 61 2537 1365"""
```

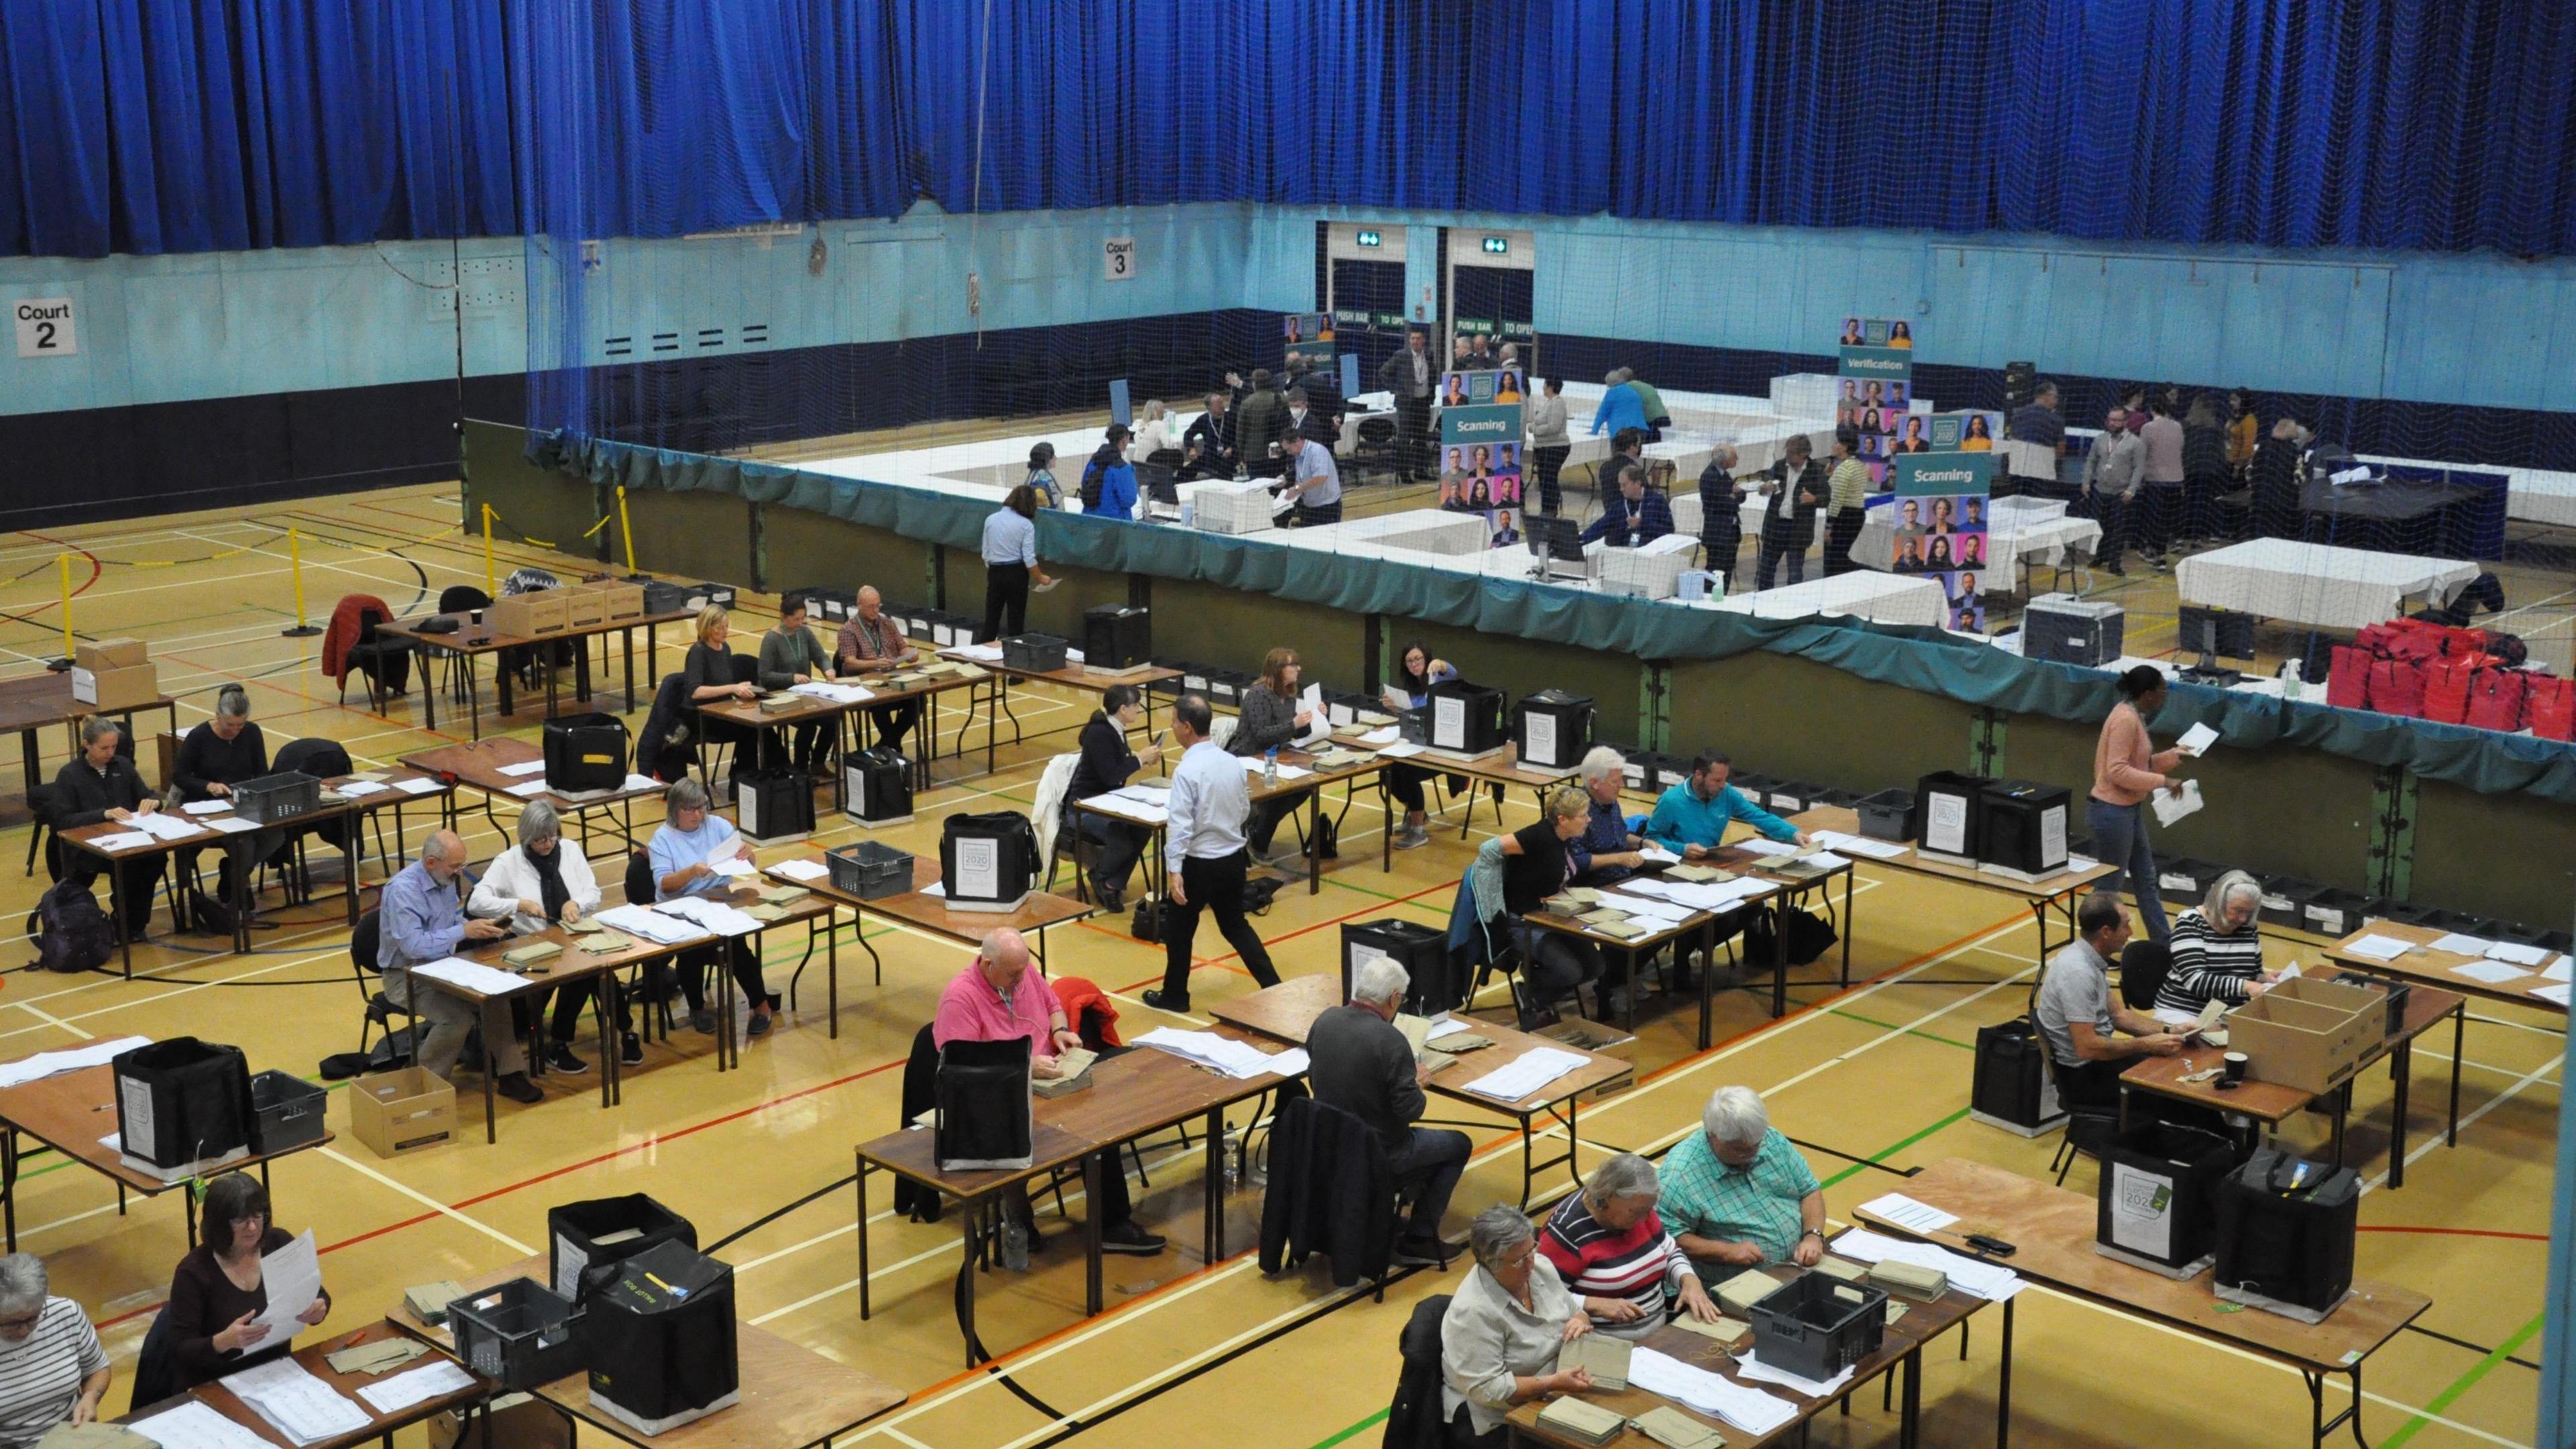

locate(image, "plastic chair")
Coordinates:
2118 939 2171 1014
2046 1055 2121 1185
339 606 415 712
1350 416 1404 488
351 911 419 1058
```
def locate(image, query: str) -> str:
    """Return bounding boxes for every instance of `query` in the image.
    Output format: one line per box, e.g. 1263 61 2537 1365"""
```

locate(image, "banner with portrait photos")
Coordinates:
1281 312 1335 374
1890 451 1995 633
1836 317 1915 490
1437 368 1529 547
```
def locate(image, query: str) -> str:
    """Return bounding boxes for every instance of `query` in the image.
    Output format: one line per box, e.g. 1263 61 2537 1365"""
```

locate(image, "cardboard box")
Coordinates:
2231 977 2387 1095
559 588 608 630
1533 1018 1636 1100
74 638 149 672
583 580 646 623
349 1067 458 1158
71 662 160 709
486 592 570 639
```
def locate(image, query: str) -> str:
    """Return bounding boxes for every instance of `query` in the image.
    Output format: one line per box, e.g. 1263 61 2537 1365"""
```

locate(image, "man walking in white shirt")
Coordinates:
1142 695 1282 1013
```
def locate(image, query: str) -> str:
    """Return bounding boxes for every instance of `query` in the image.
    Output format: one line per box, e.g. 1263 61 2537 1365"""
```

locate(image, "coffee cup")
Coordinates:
2222 1051 2249 1083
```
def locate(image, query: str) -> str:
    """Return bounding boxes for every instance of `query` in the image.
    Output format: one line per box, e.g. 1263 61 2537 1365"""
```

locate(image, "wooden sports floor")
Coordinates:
0 480 2555 1448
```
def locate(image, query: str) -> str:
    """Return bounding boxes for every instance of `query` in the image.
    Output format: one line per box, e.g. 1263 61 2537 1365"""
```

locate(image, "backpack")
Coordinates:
1080 455 1108 511
1242 876 1287 915
1743 904 1839 969
32 879 116 974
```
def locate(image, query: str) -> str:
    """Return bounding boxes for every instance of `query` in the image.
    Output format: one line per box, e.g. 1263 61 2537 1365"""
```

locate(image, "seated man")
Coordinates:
1566 747 1647 888
378 829 541 1104
1660 1085 1825 1277
649 779 777 1038
833 586 924 753
1307 959 1471 1266
1576 462 1672 548
934 930 1164 1257
1644 749 1813 859
2036 892 2187 1110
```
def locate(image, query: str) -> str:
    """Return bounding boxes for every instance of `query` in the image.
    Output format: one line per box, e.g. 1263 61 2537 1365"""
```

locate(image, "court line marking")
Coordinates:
317 1147 536 1256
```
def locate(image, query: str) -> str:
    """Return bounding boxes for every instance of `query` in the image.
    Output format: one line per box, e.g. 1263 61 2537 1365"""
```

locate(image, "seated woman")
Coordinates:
2152 869 2279 1021
649 779 777 1038
1224 649 1313 859
0 1253 110 1443
1497 786 1607 1028
1067 686 1163 912
52 716 166 938
1536 1152 1721 1340
1382 642 1460 850
469 801 626 1071
174 684 292 928
1440 1205 1597 1447
162 1174 328 1393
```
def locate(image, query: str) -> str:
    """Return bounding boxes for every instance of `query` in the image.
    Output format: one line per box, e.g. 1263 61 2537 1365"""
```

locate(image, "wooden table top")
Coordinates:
1519 863 1785 955
0 672 178 732
938 652 1185 692
2119 965 2465 1122
1855 1157 2430 1373
0 1062 337 1195
1346 737 1574 791
378 606 696 653
778 855 1090 943
1503 1257 1987 1448
699 668 983 729
120 1321 488 1449
1790 806 2118 898
59 790 367 860
401 738 665 807
388 1255 904 1449
1209 975 1635 1115
2324 919 2571 1014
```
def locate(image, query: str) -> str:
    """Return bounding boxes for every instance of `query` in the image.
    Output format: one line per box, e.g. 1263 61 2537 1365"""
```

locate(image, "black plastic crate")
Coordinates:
1855 789 1916 841
2255 875 2321 930
1762 780 1823 815
247 1070 327 1154
2300 888 2369 939
449 1278 585 1392
231 771 322 824
2159 857 2218 908
825 841 914 899
549 1193 697 1303
1748 1271 1889 1382
2363 898 2441 929
1808 785 1859 808
1000 634 1069 673
789 586 858 622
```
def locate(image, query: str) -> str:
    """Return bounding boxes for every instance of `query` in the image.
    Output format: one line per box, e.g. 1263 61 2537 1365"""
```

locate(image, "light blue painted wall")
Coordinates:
13 201 2576 421
1254 209 2576 414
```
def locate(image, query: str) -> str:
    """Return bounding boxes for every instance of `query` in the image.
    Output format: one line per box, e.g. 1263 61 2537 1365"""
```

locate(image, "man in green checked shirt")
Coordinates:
1660 1085 1828 1280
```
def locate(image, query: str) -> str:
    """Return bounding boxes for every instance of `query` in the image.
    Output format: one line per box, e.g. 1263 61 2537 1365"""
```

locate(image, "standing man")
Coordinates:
1308 958 1472 1265
1821 424 1870 576
1279 431 1344 527
1142 696 1282 1014
378 829 541 1104
2005 380 2067 497
1695 445 1744 592
1236 369 1287 478
2084 406 2145 576
834 586 924 752
1378 329 1437 481
1754 435 1827 591
2136 395 2186 569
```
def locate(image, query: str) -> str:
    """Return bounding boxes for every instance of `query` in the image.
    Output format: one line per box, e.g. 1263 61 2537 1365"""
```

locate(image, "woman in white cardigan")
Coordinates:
468 801 622 1071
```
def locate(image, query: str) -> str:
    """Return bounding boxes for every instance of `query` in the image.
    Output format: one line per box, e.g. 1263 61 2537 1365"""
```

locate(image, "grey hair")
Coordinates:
216 684 250 720
1703 1085 1770 1147
78 715 121 747
1578 746 1626 788
1468 1204 1535 1272
665 777 712 814
517 800 561 846
0 1254 44 1317
417 828 460 865
1585 1152 1660 1206
1351 957 1411 1007
1715 444 1739 468
2204 869 2265 923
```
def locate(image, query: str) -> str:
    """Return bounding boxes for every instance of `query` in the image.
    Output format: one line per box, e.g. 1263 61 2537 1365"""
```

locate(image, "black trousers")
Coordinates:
2094 491 2131 567
1823 506 1864 576
1158 850 1280 1003
1395 394 1433 476
980 563 1029 643
2138 482 2182 557
1076 812 1149 894
1756 533 1807 590
1532 444 1570 514
1702 529 1741 592
676 937 771 1014
1294 498 1343 527
867 700 922 751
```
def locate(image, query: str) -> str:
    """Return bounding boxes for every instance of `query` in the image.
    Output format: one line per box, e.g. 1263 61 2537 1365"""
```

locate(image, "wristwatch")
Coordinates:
1802 1228 1827 1244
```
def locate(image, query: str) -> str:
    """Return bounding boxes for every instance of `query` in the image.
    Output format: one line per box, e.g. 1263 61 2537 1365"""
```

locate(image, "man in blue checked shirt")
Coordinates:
1644 750 1815 859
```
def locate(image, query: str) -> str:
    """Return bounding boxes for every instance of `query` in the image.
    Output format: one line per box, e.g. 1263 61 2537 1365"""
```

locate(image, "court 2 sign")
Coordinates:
15 298 75 358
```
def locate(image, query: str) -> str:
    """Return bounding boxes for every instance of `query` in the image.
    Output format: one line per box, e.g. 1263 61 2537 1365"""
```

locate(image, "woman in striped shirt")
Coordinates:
2154 869 2279 1020
0 1254 109 1447
1536 1153 1723 1339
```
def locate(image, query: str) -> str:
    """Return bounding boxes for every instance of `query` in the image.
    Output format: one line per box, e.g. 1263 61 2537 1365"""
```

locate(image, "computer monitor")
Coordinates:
1523 514 1587 578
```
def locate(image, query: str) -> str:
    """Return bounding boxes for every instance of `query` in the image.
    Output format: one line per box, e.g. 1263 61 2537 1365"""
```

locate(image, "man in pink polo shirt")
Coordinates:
933 930 1165 1260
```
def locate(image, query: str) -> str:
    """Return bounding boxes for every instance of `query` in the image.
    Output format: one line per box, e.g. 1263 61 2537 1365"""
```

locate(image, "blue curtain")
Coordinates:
11 0 2576 257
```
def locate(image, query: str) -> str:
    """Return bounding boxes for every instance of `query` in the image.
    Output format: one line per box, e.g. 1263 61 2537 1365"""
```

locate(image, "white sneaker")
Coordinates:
1395 826 1430 850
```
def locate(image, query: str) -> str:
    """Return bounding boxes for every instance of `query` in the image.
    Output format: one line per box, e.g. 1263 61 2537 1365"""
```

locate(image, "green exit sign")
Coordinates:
1481 236 1509 255
1355 230 1382 248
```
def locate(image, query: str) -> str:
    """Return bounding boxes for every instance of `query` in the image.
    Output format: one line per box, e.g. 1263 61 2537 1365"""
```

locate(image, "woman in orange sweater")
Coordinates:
2090 667 2186 942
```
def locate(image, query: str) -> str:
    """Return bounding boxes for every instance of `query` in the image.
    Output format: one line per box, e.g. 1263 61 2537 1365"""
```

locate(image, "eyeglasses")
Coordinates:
0 1314 42 1336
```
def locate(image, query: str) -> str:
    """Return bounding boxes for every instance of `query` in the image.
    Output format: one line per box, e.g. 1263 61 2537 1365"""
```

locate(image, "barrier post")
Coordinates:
46 553 73 672
617 485 647 580
482 503 497 596
279 528 323 637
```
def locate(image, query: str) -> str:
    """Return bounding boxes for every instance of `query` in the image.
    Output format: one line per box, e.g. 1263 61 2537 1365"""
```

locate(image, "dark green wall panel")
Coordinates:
2407 780 2576 930
761 510 932 608
1668 653 1976 792
1407 621 1648 746
462 420 608 565
624 489 755 587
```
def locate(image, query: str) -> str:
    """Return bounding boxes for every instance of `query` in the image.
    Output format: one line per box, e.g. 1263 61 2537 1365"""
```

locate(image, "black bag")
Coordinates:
1243 875 1286 914
1968 1018 2061 1132
843 747 912 824
1742 905 1836 967
543 712 631 793
111 1037 252 1169
731 763 814 842
550 1195 698 1305
935 1037 1033 1169
580 1240 739 1434
32 878 116 974
2214 1148 2359 1315
1311 812 1338 861
940 811 1036 912
1129 899 1162 943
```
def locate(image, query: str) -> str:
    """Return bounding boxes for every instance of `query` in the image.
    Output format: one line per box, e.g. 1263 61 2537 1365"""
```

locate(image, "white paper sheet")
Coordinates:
768 859 830 883
247 1230 324 1340
181 800 233 816
1735 1350 1856 1399
86 830 153 851
655 896 765 937
205 816 262 835
1855 1193 1957 1234
506 781 552 798
593 903 712 945
1638 843 1681 865
2430 932 2497 957
1375 742 1425 759
411 956 537 996
354 1359 477 1414
1084 796 1167 825
1604 890 1698 924
0 1035 153 1090
2484 941 2555 967
2450 959 2532 985
1626 1348 1798 1436
1811 830 1907 860
1132 1027 1300 1079
1458 1046 1589 1102
1831 1228 2023 1301
708 858 758 878
1357 725 1403 746
334 781 388 798
619 773 661 793
1298 683 1330 745
2341 933 2415 962
131 812 207 841
917 881 945 898
394 777 445 796
498 759 549 777
219 1356 372 1444
2543 956 2573 983
2174 721 2221 758
2149 778 2204 828
131 1399 277 1449
1240 756 1311 781
792 681 877 704
1424 1016 1472 1041
1729 837 1801 858
2532 983 2573 1007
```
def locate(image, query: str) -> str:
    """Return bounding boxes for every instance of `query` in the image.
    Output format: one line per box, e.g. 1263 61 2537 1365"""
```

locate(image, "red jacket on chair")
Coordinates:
319 594 396 684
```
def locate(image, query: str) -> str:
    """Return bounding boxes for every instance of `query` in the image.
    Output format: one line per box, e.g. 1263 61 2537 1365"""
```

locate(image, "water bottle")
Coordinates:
2279 657 2303 702
1264 747 1279 785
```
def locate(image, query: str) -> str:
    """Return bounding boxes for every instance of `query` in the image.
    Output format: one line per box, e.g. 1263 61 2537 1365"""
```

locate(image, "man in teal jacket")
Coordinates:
1645 751 1816 858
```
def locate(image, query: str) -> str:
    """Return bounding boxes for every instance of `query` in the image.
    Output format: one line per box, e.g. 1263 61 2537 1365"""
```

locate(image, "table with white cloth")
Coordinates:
2174 538 2481 631
1705 571 1949 626
2506 468 2576 528
1854 495 2101 594
1668 490 1826 550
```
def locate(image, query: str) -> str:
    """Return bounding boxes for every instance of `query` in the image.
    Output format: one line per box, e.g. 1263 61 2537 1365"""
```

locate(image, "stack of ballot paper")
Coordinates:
1132 1028 1306 1081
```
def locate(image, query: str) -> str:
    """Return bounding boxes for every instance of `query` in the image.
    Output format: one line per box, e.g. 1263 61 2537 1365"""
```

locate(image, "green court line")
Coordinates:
1820 1105 1974 1190
1304 1408 1389 1449
2377 1310 2544 1448
1825 1006 1976 1053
